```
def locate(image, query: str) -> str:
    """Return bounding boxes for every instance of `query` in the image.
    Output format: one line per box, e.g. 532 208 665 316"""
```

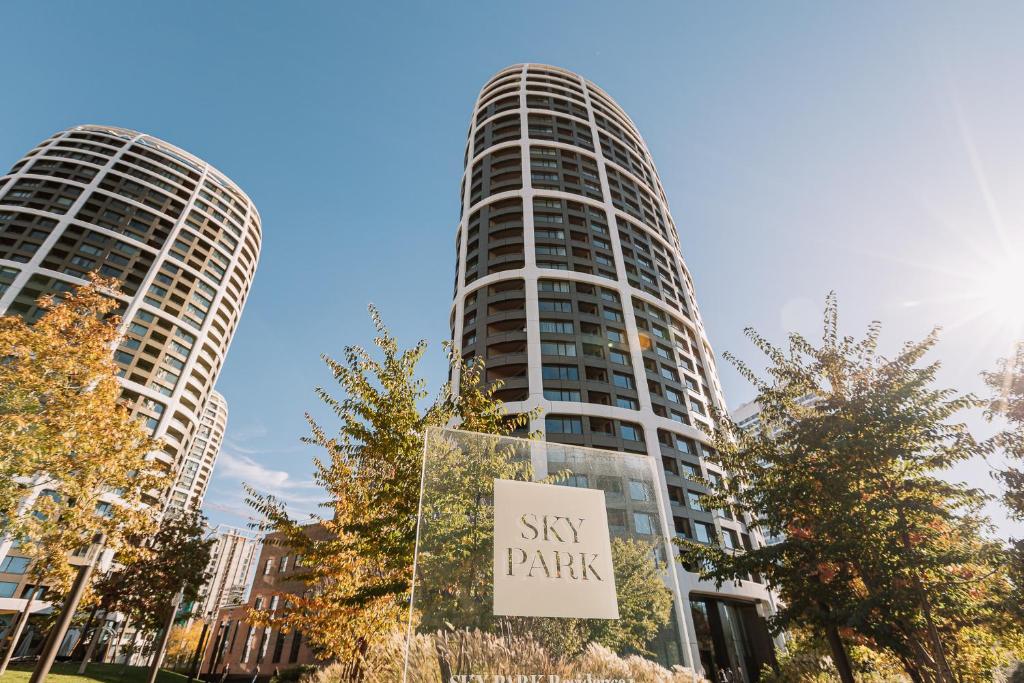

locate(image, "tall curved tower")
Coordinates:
451 65 775 678
169 388 228 512
0 125 260 509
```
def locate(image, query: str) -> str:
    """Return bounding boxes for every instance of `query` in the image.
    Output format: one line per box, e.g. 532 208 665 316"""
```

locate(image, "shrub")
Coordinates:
299 629 709 682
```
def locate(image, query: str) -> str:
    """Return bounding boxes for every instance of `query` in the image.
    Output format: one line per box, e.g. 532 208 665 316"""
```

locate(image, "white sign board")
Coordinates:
492 479 619 619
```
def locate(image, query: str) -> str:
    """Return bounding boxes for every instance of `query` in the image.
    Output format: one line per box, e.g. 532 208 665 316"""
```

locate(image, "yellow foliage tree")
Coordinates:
164 621 207 670
0 275 163 594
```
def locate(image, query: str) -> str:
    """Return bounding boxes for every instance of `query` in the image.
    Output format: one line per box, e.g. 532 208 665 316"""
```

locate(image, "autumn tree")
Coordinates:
246 307 533 662
679 295 1020 683
164 621 207 670
983 341 1024 622
0 277 163 672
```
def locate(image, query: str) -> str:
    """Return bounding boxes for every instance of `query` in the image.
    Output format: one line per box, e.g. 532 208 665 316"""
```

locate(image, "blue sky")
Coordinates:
4 2 1023 537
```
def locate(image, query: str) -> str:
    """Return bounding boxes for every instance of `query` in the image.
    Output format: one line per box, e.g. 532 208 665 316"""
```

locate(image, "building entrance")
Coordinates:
690 596 775 682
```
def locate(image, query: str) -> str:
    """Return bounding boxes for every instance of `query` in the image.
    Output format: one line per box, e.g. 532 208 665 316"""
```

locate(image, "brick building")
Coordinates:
200 527 326 679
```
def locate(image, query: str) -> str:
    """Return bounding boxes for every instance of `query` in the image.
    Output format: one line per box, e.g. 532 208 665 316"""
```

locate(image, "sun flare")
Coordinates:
969 251 1024 333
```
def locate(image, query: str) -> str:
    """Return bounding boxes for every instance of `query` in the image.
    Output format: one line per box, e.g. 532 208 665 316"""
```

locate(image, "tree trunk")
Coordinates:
108 617 130 664
30 555 99 683
146 588 184 683
0 591 35 675
71 605 101 661
78 613 106 674
822 622 855 683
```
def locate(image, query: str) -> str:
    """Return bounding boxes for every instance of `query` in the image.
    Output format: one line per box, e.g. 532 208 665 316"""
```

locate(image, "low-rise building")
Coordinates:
200 527 325 678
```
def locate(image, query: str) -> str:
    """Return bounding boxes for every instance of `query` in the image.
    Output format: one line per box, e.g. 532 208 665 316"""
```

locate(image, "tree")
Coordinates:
82 510 213 680
164 621 207 670
0 276 163 672
245 308 532 662
679 294 1020 682
587 538 673 656
983 341 1024 621
102 509 213 634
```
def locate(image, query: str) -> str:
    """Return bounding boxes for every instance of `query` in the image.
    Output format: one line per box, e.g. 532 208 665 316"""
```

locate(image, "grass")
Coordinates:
0 662 190 683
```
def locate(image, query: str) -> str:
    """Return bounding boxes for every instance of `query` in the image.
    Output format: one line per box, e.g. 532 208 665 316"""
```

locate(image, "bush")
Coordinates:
299 629 709 683
760 631 908 683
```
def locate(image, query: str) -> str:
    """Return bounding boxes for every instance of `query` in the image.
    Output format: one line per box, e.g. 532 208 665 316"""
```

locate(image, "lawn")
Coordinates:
0 662 189 683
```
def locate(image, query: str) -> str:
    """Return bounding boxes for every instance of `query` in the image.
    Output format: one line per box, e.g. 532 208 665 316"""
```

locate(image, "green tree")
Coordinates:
983 341 1024 622
245 308 532 662
679 295 1019 683
587 538 673 656
0 277 163 672
103 510 213 634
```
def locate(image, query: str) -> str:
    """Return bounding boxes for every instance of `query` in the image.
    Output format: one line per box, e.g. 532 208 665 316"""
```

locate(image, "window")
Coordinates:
563 474 589 488
612 373 634 389
615 396 638 410
633 512 655 535
288 631 303 663
541 342 576 357
546 416 583 434
538 299 572 312
538 280 570 292
607 328 624 343
667 484 686 505
242 626 256 663
542 365 579 380
272 631 286 663
0 556 30 574
722 528 740 550
264 559 273 575
609 350 629 365
539 320 574 334
536 229 565 239
694 521 715 544
279 555 289 572
607 509 627 531
629 480 651 501
0 582 18 598
674 517 692 539
687 490 706 511
544 388 581 401
619 423 642 441
536 245 566 256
